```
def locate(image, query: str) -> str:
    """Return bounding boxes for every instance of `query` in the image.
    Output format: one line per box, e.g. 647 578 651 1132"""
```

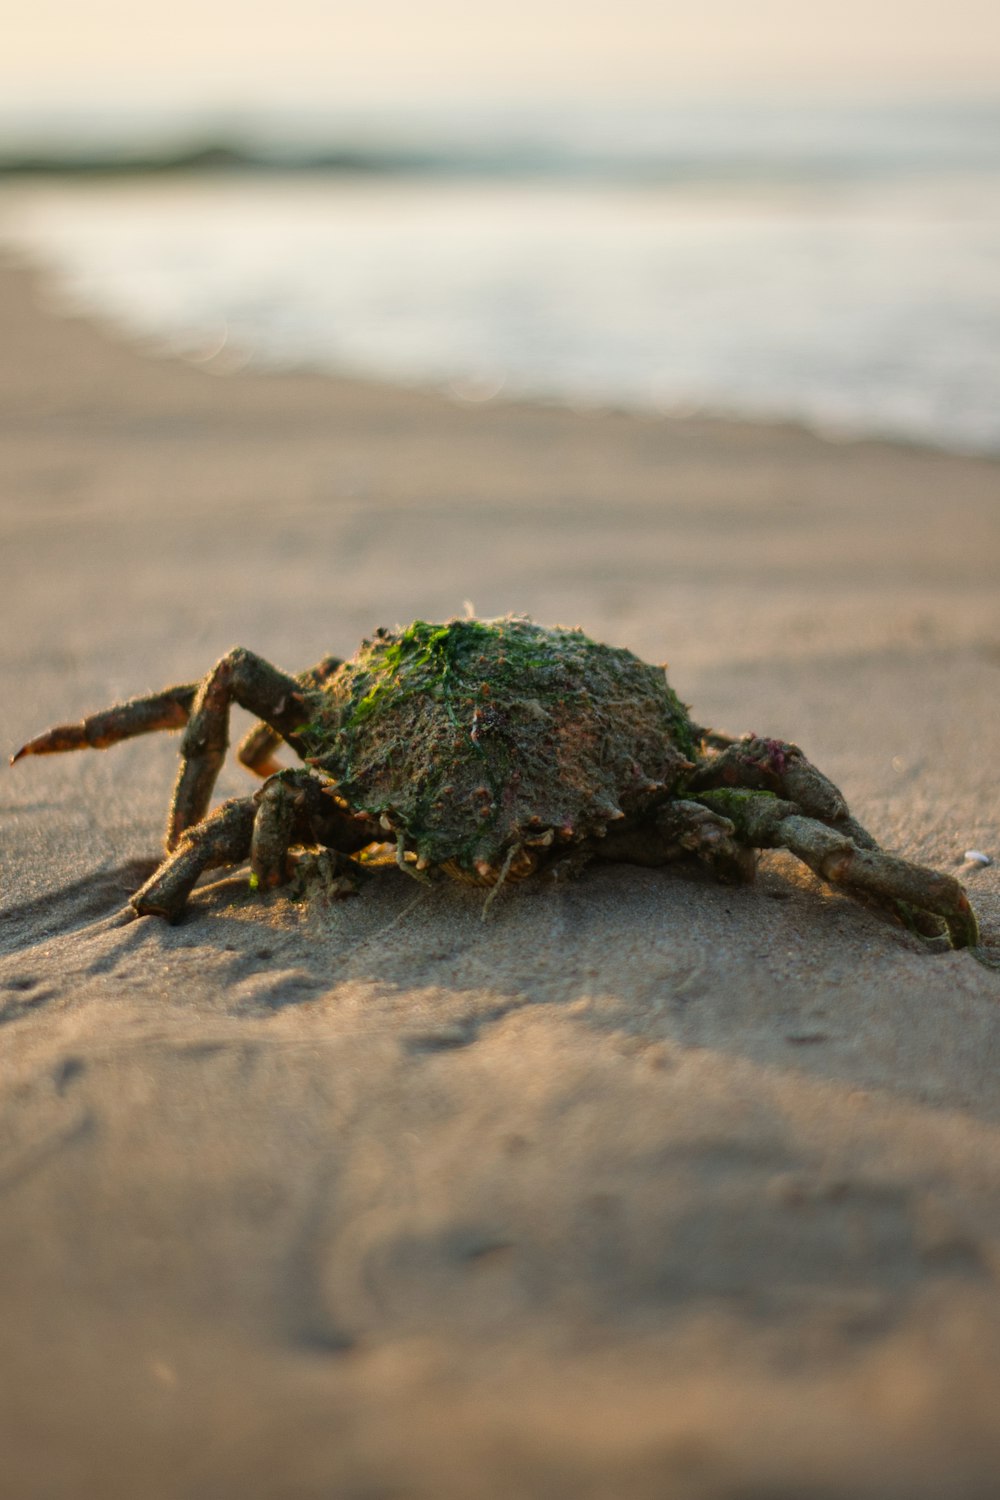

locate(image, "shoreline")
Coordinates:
4 147 998 461
8 240 992 466
2 254 1000 1499
5 240 1000 471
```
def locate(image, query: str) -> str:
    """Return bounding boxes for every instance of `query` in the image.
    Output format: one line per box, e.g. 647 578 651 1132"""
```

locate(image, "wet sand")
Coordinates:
1 254 999 1499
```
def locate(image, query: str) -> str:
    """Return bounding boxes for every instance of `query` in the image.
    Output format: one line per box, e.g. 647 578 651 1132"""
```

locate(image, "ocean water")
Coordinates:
2 99 999 454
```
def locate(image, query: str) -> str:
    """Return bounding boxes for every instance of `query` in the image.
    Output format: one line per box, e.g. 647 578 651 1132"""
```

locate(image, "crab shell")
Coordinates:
305 617 696 881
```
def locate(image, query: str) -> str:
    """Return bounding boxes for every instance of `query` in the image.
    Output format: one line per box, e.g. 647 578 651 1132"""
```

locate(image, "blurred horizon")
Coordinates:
2 91 999 178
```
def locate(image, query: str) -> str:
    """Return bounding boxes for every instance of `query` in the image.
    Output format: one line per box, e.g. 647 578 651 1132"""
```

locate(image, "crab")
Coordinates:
10 616 978 947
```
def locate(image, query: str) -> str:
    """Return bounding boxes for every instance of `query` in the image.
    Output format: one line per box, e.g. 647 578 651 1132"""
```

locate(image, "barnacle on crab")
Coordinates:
11 616 979 950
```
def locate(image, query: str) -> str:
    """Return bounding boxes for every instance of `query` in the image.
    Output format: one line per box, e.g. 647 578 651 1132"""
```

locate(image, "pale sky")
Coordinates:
6 0 1000 111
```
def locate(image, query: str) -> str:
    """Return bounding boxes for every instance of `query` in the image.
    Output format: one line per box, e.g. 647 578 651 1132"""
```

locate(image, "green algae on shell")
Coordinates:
307 617 696 872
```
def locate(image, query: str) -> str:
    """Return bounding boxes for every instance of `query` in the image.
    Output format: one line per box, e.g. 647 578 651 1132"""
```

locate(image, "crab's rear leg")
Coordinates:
11 683 198 762
695 789 979 950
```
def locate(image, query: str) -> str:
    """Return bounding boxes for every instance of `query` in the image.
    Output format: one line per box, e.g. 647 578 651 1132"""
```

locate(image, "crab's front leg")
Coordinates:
236 655 343 780
11 650 344 846
167 648 319 850
694 789 979 950
249 769 379 888
131 797 258 920
11 683 199 760
133 769 379 921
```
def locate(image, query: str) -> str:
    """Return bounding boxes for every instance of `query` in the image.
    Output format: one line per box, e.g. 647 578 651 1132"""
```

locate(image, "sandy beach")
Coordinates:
2 252 1000 1498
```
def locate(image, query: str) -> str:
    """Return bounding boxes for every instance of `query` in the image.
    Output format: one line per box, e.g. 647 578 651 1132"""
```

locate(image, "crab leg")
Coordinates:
686 736 852 824
237 722 286 778
596 799 756 884
11 684 198 761
686 733 886 856
251 769 380 887
166 648 322 849
131 797 258 921
695 789 979 949
237 656 343 779
134 770 379 920
250 776 301 888
692 726 742 753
